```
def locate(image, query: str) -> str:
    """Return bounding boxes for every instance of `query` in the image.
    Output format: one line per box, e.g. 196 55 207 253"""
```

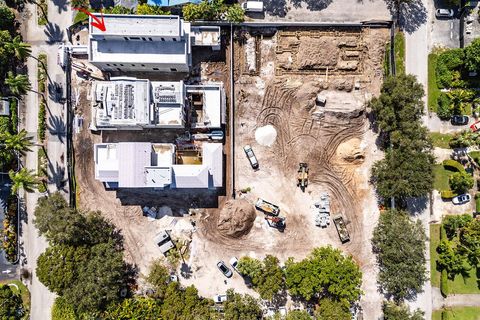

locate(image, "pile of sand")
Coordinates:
336 138 365 163
217 199 256 238
255 125 277 147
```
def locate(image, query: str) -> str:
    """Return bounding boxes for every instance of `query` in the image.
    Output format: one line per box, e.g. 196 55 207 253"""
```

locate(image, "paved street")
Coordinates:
20 1 72 319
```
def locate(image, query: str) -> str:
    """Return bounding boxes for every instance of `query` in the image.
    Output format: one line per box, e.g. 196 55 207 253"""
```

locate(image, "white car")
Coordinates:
213 294 227 303
436 8 454 18
229 257 239 271
452 194 471 204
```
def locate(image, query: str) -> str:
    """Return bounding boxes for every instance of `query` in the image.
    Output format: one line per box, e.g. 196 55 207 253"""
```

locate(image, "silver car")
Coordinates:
436 8 454 18
452 194 471 205
217 261 233 278
243 145 259 169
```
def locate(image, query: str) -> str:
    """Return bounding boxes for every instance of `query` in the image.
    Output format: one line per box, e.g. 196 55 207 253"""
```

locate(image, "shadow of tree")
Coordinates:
52 0 68 13
44 23 65 44
47 115 66 144
47 161 67 192
384 0 427 34
263 0 289 17
291 0 333 11
48 81 63 103
180 262 193 279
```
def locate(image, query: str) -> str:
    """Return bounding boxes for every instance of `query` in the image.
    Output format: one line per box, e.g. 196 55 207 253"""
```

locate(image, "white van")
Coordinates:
242 1 264 12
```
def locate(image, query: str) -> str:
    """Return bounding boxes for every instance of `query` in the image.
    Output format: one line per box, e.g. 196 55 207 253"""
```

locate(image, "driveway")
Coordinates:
249 0 390 23
430 0 460 49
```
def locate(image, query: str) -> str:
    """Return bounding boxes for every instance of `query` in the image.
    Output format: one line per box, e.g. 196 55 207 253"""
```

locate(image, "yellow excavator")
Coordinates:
297 163 309 192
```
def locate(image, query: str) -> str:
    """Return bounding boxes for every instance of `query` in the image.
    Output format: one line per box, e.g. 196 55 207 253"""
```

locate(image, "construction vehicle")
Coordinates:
297 163 309 191
265 215 286 230
255 198 280 216
333 214 350 243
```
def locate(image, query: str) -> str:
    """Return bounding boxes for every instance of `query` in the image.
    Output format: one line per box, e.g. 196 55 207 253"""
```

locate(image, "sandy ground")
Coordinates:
71 26 390 318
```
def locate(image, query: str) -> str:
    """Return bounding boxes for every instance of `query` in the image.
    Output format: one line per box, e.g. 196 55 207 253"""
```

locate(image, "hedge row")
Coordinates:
38 101 46 142
442 159 466 173
2 195 18 262
440 269 449 297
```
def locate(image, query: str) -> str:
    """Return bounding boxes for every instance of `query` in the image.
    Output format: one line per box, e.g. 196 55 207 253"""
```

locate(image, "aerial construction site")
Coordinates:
72 24 390 318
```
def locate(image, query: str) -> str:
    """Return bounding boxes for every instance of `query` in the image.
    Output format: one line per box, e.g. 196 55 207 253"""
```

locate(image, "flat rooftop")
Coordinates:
191 26 220 46
90 40 189 65
187 84 222 128
90 14 181 37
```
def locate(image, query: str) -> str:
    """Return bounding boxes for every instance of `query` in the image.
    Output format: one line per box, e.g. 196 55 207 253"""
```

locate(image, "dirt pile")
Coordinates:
217 199 257 238
255 125 277 146
296 37 340 69
336 138 365 163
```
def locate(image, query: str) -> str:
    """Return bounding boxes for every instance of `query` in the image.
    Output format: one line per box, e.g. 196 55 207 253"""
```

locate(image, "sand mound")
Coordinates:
336 138 365 163
217 199 256 238
255 125 277 147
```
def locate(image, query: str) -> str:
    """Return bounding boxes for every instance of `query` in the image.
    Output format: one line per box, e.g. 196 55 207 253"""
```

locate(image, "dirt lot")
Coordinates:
72 26 389 318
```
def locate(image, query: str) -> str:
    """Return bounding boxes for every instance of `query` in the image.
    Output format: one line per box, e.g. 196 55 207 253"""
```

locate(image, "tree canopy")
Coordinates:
465 38 480 72
448 171 474 194
382 301 424 320
182 0 244 22
237 255 284 300
372 209 427 301
314 297 351 320
144 259 171 299
224 289 263 320
0 284 25 320
284 246 362 305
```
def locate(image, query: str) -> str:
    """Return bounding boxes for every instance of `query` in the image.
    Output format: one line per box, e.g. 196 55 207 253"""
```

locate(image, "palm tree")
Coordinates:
5 71 31 96
9 168 39 194
0 129 34 155
7 35 32 61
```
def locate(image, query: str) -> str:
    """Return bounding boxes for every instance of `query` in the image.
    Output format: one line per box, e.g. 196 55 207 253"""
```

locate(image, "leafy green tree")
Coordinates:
1 129 33 155
103 5 133 14
447 89 475 115
0 6 15 34
458 218 480 267
225 4 244 22
448 171 474 194
9 168 39 194
70 0 89 9
7 36 32 61
144 259 170 299
314 297 350 320
224 289 262 320
436 239 471 279
34 192 69 234
465 38 480 72
0 30 14 76
237 256 263 284
443 214 474 239
371 146 434 199
0 284 25 320
285 246 362 304
136 4 170 15
372 209 427 301
5 71 31 96
36 244 89 295
160 282 213 320
285 310 312 320
182 0 226 21
238 255 284 300
52 297 76 320
382 300 424 320
103 297 162 320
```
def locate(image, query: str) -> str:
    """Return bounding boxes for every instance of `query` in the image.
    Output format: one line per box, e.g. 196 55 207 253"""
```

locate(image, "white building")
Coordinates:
94 142 223 189
91 77 224 130
88 14 192 72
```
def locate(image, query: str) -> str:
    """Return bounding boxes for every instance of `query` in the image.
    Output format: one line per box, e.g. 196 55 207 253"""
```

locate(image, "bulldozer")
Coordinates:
297 163 309 192
265 215 286 230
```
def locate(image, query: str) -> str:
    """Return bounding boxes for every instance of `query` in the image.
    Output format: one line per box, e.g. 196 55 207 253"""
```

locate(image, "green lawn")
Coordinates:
430 224 441 288
394 31 405 75
433 164 455 191
428 53 441 113
0 279 30 318
429 132 453 149
432 307 480 320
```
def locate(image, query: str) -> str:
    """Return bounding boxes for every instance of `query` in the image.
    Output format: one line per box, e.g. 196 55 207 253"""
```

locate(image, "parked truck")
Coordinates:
333 214 350 243
255 198 280 216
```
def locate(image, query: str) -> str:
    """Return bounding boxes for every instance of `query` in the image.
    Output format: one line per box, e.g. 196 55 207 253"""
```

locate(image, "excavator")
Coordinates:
265 215 286 230
297 163 309 192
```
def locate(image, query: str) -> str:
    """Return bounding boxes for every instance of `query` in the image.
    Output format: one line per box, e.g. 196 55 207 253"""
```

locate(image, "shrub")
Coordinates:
441 310 450 320
437 93 452 120
440 225 447 240
442 159 465 173
449 171 474 193
38 101 46 142
440 269 449 297
436 49 465 88
476 193 480 212
440 190 458 199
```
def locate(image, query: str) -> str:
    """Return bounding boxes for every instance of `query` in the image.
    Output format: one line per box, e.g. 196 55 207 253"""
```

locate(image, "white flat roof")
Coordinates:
90 39 189 65
90 14 181 37
191 26 220 46
145 167 172 187
203 143 223 188
118 143 151 188
95 144 119 182
171 165 209 188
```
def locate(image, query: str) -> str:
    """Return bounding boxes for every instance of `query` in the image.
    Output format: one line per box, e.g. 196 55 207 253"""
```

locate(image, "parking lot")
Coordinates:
429 0 460 49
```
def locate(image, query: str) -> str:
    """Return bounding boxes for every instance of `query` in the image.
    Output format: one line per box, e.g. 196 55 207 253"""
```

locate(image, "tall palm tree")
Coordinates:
5 71 31 96
0 129 34 155
7 35 32 61
9 168 39 194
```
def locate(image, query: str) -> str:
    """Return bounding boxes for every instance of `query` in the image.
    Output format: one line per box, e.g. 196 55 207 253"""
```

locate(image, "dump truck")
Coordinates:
297 163 309 192
265 215 286 229
255 198 280 216
333 214 350 243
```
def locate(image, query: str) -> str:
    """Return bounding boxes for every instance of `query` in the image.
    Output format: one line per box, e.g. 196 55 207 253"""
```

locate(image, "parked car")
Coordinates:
470 121 480 132
452 194 471 204
435 8 454 18
242 1 264 12
213 294 228 303
451 115 469 125
243 145 259 169
217 261 233 278
210 130 224 141
229 257 239 271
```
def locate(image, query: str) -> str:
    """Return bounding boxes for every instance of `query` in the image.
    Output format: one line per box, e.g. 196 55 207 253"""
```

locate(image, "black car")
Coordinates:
451 115 469 125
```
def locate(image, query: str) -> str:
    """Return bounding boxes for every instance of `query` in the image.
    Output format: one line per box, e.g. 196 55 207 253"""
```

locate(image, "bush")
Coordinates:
436 49 465 88
442 159 465 173
441 310 450 320
440 269 449 297
476 193 480 212
437 93 452 120
440 225 447 240
441 190 458 199
38 101 46 142
449 171 474 193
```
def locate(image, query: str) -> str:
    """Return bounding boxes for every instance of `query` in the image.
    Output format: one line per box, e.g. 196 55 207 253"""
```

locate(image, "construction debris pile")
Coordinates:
217 199 257 238
313 193 331 228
